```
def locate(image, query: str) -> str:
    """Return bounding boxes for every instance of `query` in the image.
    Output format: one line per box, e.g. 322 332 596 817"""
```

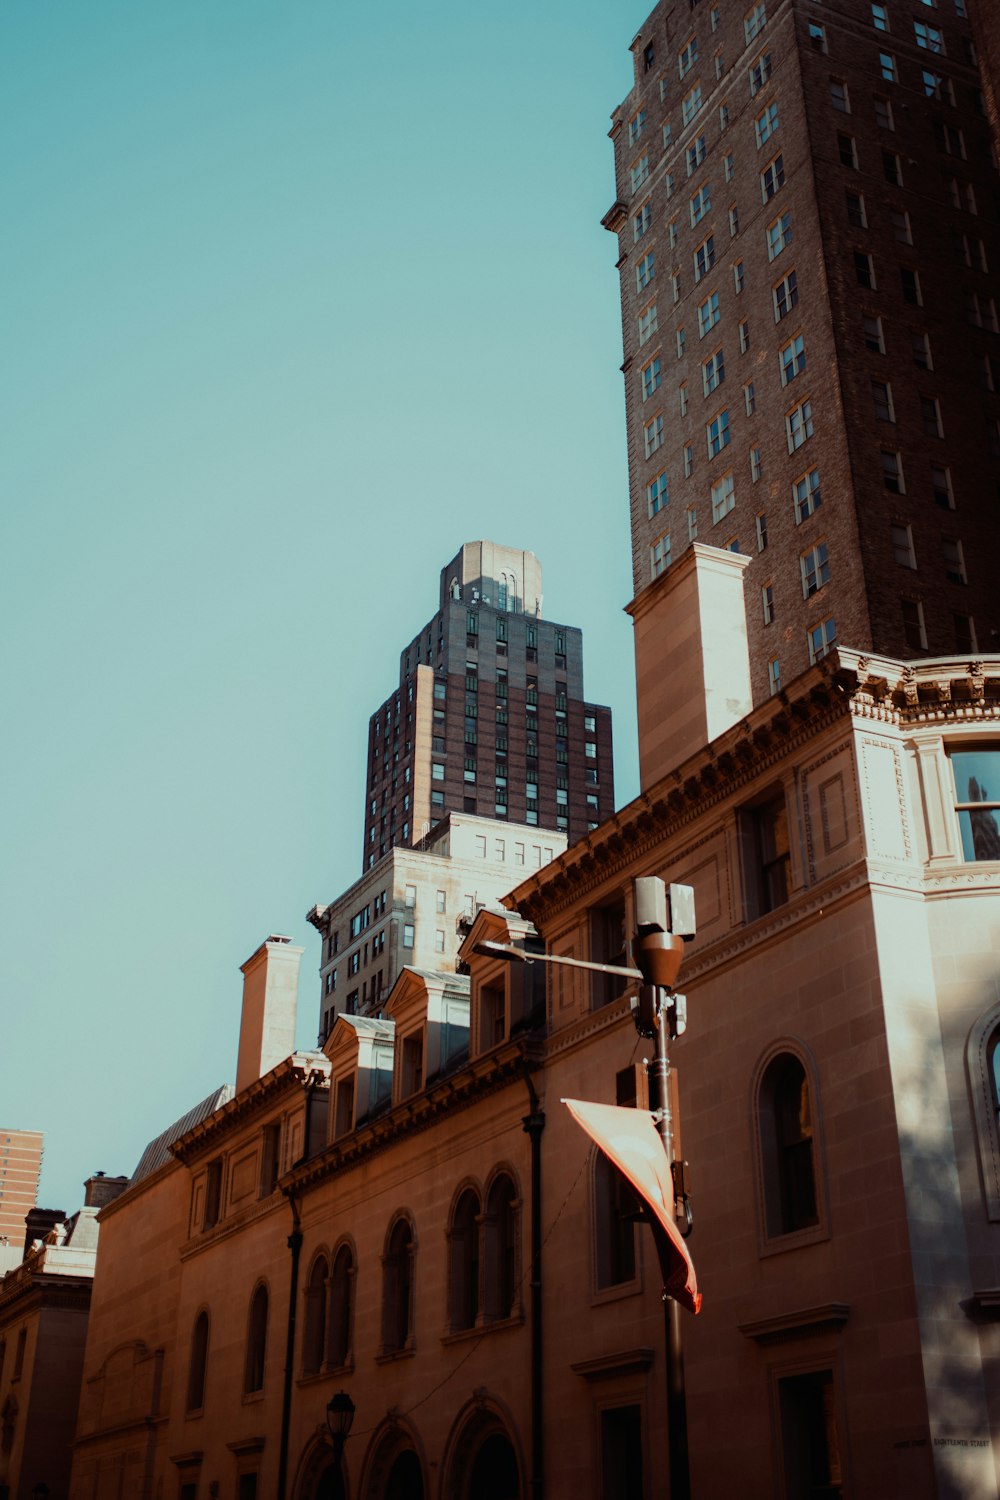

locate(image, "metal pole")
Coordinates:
651 988 691 1500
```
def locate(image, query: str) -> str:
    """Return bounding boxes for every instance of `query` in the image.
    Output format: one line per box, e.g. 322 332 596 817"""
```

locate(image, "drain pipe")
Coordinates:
278 1069 323 1500
522 1072 545 1500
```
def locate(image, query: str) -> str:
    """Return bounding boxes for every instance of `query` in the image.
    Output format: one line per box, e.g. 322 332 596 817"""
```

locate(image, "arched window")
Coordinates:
382 1217 415 1353
449 1189 481 1331
302 1255 328 1376
966 1007 1000 1220
759 1052 819 1238
244 1283 268 1394
593 1151 638 1290
327 1242 354 1370
485 1173 518 1321
186 1310 209 1412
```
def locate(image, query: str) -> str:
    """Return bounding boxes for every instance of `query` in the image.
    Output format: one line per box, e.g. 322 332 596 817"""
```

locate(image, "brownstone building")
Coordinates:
605 0 1000 703
361 544 613 866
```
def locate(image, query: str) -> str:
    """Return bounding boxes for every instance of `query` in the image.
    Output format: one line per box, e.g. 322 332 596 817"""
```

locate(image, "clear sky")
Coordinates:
1 0 642 1213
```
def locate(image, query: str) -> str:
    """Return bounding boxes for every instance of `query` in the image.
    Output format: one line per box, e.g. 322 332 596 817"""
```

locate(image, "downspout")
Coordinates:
278 1069 323 1500
522 1071 545 1500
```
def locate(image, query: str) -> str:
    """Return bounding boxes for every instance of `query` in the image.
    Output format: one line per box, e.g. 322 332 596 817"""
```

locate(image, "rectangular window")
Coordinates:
830 79 850 113
762 583 775 624
755 101 779 147
703 348 725 395
950 749 1000 860
807 616 837 663
953 613 977 653
724 151 735 182
890 209 912 244
707 410 731 458
900 267 922 305
882 450 904 493
719 101 730 130
923 69 953 103
778 1372 843 1500
883 150 902 185
874 95 894 130
650 533 671 578
786 400 814 452
914 20 945 52
641 357 662 400
862 316 883 354
643 413 664 456
793 468 821 523
766 211 792 260
838 133 858 169
628 109 647 144
697 291 721 337
872 3 889 30
913 332 933 370
734 260 746 294
744 380 756 415
677 326 686 361
739 319 750 353
891 523 916 568
630 156 650 193
633 202 652 241
689 183 712 226
808 22 827 52
761 154 785 202
755 512 768 551
683 443 693 477
711 470 736 522
635 252 655 291
801 542 830 597
854 250 875 289
931 464 953 508
846 191 867 228
872 380 894 422
779 333 806 384
681 84 703 125
729 203 740 237
694 235 716 281
902 598 928 649
679 382 689 416
750 446 762 482
773 270 798 321
942 537 967 583
668 220 679 250
921 395 943 437
638 303 658 343
647 471 669 516
768 659 781 695
744 2 767 45
879 52 898 82
687 505 698 540
601 1406 644 1500
686 134 707 176
749 50 772 96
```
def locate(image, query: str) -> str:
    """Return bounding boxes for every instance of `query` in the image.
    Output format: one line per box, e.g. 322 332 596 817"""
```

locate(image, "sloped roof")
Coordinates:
130 1084 234 1186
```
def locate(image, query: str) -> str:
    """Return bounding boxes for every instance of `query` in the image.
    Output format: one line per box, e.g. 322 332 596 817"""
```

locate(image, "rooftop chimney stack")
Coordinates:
236 935 303 1094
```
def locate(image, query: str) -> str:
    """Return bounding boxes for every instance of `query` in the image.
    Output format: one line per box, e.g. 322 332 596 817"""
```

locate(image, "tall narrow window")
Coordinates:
244 1284 269 1394
778 1370 842 1497
759 1053 819 1237
186 1312 209 1413
601 1405 644 1500
449 1190 480 1332
744 792 790 917
594 1151 638 1289
302 1255 328 1376
382 1217 415 1353
328 1243 355 1369
485 1172 518 1320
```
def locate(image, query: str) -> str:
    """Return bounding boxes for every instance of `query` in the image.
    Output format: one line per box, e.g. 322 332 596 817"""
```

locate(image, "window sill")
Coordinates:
375 1343 416 1365
590 1275 642 1307
757 1221 828 1259
241 1389 265 1406
441 1311 524 1346
296 1361 354 1387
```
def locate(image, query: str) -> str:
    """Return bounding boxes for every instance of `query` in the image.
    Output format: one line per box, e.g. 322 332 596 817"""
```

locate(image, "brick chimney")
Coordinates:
83 1173 130 1209
236 936 302 1093
627 543 752 789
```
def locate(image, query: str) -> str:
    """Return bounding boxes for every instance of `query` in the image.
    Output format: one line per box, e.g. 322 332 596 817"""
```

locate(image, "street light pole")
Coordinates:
650 985 690 1500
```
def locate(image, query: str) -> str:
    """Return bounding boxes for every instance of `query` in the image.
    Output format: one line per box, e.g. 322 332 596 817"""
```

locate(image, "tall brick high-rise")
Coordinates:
0 1128 43 1249
361 543 613 867
605 0 1000 704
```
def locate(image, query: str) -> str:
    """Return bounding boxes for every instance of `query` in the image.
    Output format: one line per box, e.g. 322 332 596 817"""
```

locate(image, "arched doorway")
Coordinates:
384 1448 423 1500
468 1433 519 1500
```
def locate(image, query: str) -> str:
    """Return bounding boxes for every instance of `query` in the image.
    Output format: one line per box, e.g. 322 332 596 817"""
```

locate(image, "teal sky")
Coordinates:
1 1 641 1212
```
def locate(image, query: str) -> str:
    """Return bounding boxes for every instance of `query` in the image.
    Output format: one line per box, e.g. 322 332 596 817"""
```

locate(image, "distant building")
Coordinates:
308 812 566 1038
360 543 613 866
604 0 1000 703
0 1131 42 1251
0 1173 126 1500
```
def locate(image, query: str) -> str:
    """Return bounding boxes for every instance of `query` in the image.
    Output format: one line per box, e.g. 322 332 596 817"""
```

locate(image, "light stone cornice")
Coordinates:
170 1055 330 1167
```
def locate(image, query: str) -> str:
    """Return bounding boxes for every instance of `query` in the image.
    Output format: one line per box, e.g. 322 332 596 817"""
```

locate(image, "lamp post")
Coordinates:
326 1390 356 1465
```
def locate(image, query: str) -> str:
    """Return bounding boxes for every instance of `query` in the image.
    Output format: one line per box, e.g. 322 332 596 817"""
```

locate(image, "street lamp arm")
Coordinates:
473 939 643 982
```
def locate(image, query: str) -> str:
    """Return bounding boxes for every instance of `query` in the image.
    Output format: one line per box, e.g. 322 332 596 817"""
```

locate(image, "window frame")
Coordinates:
751 1040 828 1254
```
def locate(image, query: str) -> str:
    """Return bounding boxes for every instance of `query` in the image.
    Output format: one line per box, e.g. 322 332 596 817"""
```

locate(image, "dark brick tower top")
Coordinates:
605 0 1000 705
361 543 614 869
